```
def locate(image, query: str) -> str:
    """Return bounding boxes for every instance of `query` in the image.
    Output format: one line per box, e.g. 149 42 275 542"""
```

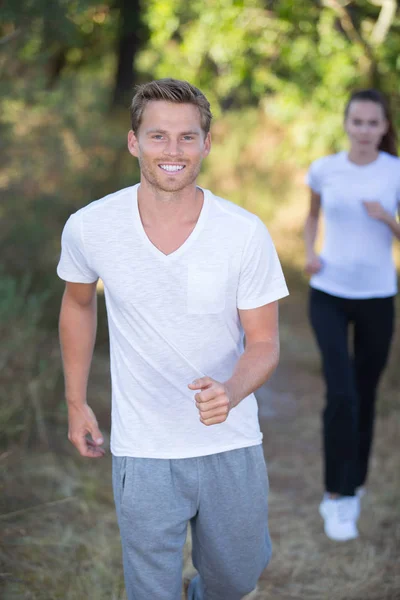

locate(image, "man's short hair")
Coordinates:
130 78 212 136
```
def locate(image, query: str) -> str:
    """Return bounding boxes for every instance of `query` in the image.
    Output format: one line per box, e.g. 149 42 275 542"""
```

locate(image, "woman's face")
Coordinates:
345 100 388 152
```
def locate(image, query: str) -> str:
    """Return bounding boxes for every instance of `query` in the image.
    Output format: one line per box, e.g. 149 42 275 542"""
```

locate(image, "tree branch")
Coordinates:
368 0 397 46
323 0 376 64
323 0 375 62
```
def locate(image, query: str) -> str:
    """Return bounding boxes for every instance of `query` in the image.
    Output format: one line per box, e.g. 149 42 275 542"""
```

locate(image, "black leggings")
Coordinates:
309 288 394 496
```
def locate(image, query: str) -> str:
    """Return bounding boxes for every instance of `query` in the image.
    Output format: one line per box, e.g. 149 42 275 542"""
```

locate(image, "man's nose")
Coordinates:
163 139 183 156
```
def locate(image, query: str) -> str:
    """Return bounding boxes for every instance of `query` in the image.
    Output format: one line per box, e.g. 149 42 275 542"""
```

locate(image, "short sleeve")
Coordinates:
237 218 289 310
305 158 324 194
57 213 98 283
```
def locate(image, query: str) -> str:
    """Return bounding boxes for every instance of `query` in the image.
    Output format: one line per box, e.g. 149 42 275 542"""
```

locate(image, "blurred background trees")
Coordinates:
0 0 399 446
1 1 398 112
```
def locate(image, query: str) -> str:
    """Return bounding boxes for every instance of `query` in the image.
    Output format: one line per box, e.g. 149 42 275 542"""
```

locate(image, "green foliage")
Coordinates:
2 1 399 145
0 0 118 96
0 272 61 448
136 0 400 159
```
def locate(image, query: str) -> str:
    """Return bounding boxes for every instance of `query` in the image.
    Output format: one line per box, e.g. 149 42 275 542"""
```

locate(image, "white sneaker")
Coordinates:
319 495 360 541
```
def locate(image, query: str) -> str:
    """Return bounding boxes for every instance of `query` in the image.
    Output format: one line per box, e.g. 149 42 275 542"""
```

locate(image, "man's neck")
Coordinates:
137 181 203 227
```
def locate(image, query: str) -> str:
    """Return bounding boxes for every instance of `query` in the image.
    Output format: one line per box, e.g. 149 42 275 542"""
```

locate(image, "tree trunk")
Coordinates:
46 47 67 89
111 0 148 108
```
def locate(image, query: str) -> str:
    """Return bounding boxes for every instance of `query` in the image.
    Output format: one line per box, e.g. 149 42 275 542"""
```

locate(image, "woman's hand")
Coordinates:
362 201 391 224
305 253 323 275
363 200 400 240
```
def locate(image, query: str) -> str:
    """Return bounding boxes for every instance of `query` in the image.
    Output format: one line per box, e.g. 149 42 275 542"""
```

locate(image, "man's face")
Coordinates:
128 101 211 193
345 100 388 152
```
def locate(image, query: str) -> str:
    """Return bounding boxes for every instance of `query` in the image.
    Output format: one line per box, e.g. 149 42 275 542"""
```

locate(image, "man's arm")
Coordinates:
59 281 105 457
188 301 280 426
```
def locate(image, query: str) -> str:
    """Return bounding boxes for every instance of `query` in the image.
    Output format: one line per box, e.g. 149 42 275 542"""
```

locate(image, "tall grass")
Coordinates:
0 272 61 449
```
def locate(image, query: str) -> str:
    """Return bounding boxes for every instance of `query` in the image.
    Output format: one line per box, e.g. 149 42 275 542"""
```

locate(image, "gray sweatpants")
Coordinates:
112 445 271 600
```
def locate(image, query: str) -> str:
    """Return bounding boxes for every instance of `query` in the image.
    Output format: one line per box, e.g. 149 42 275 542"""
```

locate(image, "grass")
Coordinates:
0 452 124 599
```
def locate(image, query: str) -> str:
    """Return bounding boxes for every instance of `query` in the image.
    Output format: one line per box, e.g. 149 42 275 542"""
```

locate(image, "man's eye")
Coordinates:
353 120 362 125
183 136 194 141
152 135 163 140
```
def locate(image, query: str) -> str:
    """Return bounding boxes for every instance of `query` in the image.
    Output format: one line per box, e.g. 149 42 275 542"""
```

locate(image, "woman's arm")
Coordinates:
304 190 323 274
363 201 400 240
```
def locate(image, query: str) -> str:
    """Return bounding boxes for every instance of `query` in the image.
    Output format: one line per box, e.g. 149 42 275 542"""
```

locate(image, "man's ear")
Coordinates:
127 130 139 157
203 131 211 158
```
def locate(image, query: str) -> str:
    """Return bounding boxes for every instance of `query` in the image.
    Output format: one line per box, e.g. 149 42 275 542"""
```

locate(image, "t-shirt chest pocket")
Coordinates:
187 264 228 314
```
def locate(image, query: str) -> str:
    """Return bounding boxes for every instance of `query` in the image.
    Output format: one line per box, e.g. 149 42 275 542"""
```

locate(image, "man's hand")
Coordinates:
188 377 232 426
362 200 390 224
67 403 105 458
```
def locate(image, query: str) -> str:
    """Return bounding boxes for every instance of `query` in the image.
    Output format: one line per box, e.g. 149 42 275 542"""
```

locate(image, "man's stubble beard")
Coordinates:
138 157 202 194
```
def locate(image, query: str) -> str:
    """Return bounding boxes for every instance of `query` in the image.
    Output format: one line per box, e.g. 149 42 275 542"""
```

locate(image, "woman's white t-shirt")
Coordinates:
307 151 400 299
57 185 289 459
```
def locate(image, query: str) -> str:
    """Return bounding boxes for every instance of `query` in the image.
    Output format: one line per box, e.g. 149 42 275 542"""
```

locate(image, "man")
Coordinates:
57 78 289 600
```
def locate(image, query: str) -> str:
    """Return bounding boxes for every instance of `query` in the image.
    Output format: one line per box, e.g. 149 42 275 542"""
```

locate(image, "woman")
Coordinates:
304 89 400 542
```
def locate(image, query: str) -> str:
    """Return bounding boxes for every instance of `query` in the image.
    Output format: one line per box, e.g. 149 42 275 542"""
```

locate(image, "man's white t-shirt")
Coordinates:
57 185 289 459
307 151 400 299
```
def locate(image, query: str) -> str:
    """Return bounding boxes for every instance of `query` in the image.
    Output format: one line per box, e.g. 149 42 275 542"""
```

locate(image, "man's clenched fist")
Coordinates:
188 377 233 426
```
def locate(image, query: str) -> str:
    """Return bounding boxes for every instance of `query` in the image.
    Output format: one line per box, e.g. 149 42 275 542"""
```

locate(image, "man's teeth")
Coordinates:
160 165 184 172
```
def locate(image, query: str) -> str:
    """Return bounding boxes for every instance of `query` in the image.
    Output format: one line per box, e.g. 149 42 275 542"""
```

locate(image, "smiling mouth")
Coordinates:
159 164 186 173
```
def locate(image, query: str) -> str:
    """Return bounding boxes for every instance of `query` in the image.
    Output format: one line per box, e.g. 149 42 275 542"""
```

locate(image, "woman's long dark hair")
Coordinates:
345 89 398 157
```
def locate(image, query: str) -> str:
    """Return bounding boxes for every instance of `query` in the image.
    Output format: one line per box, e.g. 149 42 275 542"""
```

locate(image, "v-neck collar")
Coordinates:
131 184 210 262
